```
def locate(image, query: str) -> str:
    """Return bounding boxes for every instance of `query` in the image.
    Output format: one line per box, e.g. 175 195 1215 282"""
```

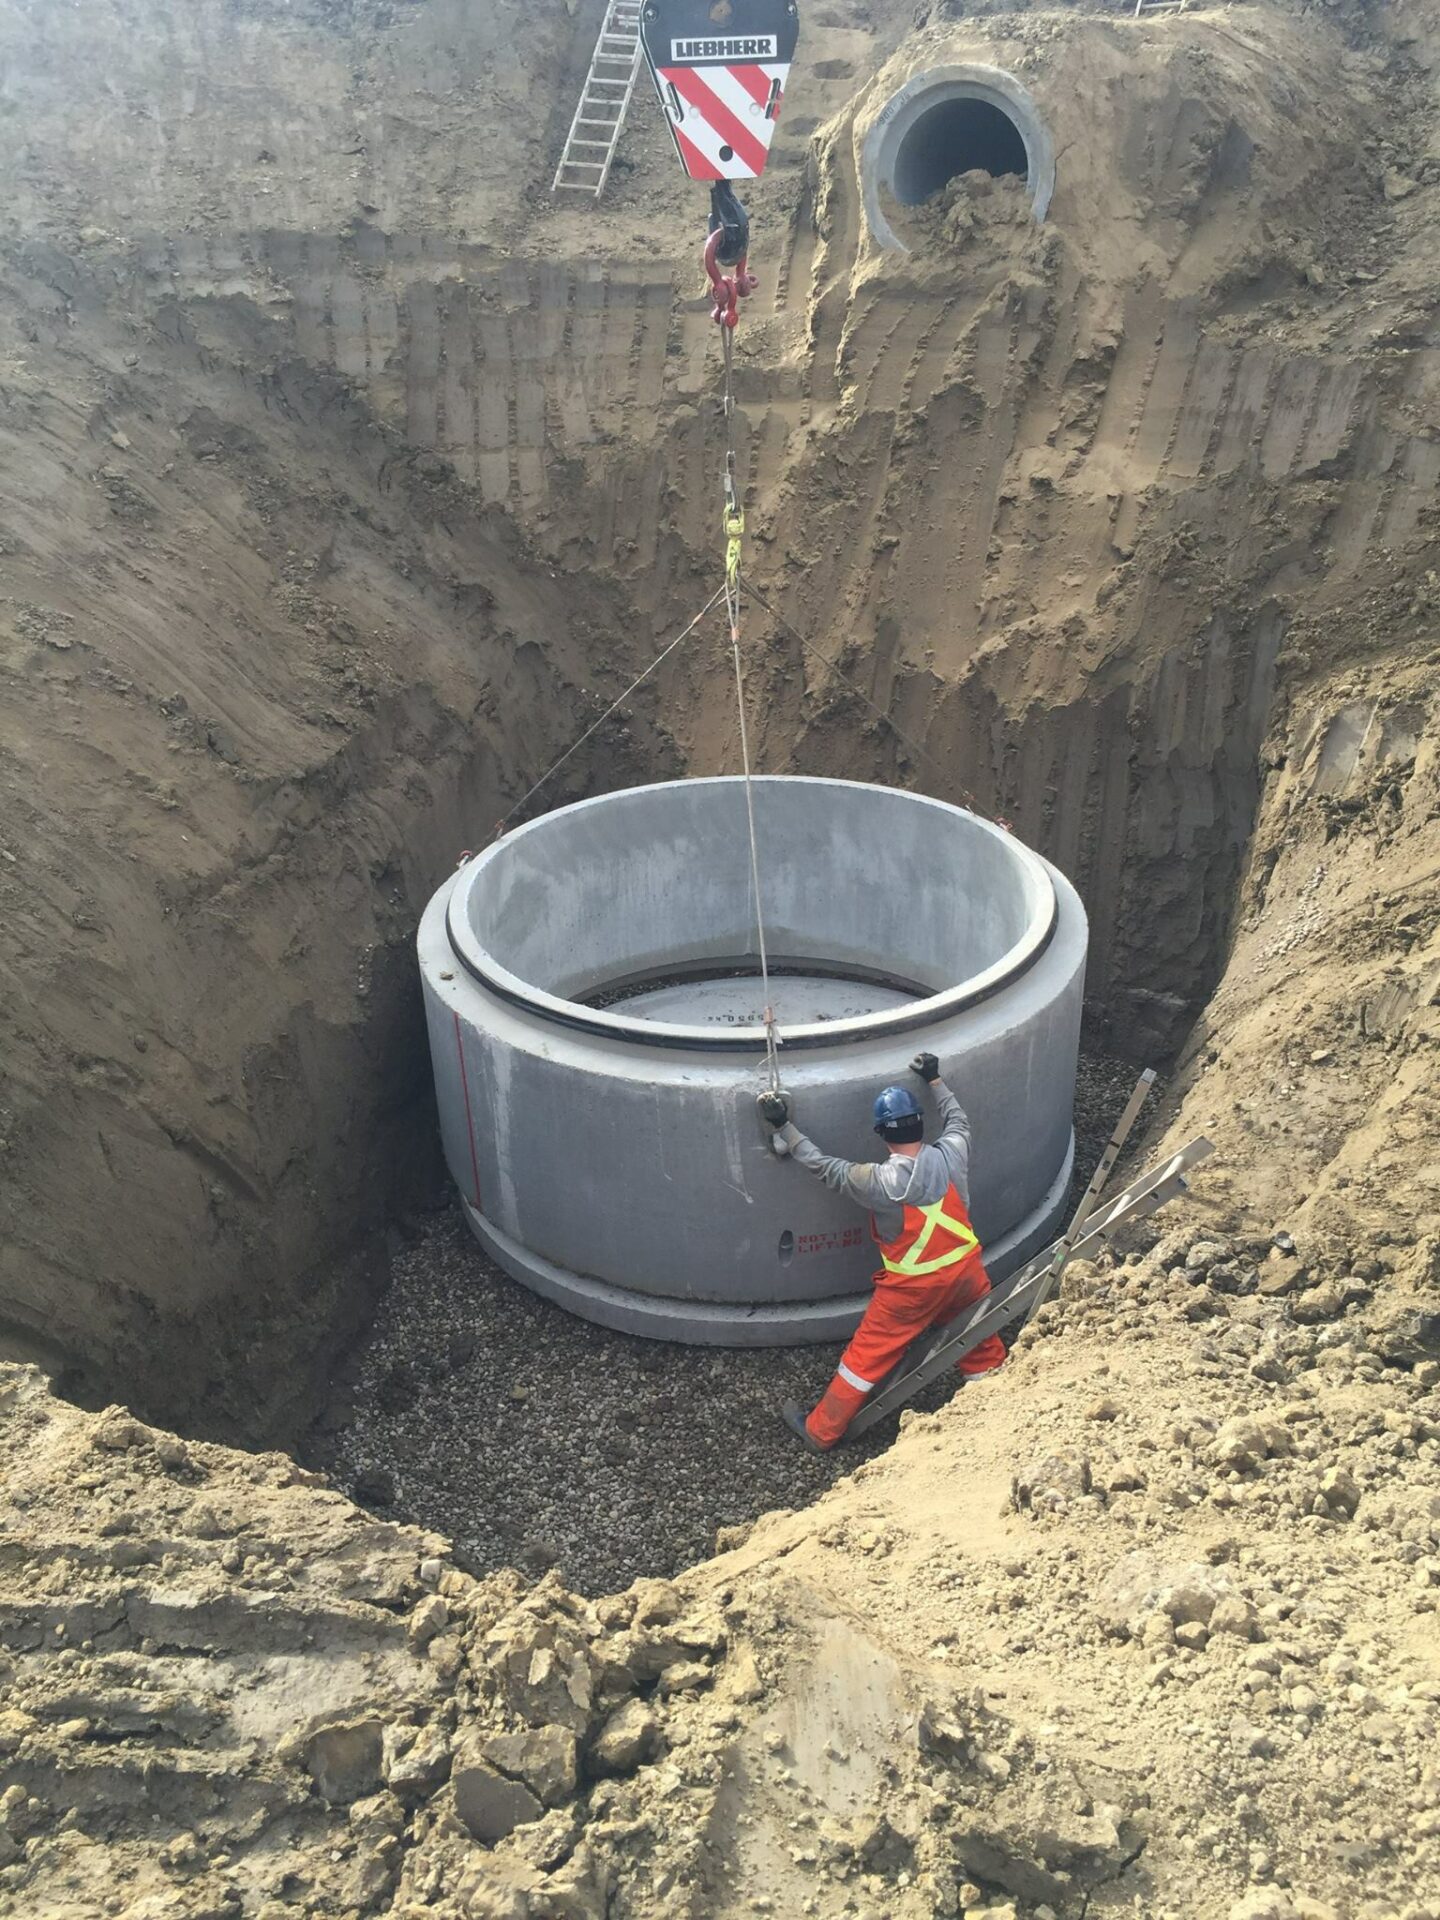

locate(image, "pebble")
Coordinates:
91 1409 146 1451
1319 1467 1362 1518
1292 1281 1367 1325
1107 1458 1147 1492
1187 1240 1232 1273
406 1595 448 1650
590 1699 660 1776
1210 1596 1258 1640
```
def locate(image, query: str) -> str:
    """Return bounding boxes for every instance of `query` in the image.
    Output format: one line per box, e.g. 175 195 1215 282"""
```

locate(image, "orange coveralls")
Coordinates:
774 1079 1006 1447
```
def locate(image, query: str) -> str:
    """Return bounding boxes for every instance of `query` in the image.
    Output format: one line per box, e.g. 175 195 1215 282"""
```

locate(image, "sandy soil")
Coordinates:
4 0 1438 1434
1 0 1439 1912
3 0 1437 1424
2 1218 1435 1916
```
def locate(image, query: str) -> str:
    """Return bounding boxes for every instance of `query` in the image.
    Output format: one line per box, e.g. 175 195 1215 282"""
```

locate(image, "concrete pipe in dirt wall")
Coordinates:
862 65 1056 253
418 777 1086 1345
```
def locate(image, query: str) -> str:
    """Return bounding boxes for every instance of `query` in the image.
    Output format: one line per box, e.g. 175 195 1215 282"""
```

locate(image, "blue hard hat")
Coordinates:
873 1085 923 1131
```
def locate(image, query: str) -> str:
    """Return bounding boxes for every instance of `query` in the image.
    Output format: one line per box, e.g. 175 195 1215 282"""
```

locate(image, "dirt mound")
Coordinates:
4 1203 1436 1917
883 168 1037 256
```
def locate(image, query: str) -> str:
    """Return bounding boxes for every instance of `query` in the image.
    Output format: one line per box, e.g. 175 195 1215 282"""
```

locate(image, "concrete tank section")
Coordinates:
418 776 1086 1343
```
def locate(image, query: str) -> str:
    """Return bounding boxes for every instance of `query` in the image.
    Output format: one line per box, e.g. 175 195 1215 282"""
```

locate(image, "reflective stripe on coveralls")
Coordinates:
873 1193 980 1277
805 1266 1006 1446
806 1185 1005 1448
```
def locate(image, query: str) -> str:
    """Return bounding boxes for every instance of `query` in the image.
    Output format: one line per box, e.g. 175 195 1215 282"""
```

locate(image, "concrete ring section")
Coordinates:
861 66 1056 253
418 776 1087 1345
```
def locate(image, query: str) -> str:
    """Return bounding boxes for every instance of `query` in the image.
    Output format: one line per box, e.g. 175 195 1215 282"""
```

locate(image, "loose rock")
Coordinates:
482 1725 578 1807
588 1698 660 1777
452 1750 544 1844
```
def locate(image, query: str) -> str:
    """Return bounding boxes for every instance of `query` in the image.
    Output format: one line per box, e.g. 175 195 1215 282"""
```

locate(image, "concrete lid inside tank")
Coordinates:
445 777 1057 1049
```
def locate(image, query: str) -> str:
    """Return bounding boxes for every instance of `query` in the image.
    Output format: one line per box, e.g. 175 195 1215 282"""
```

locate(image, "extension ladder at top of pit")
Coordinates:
553 0 646 197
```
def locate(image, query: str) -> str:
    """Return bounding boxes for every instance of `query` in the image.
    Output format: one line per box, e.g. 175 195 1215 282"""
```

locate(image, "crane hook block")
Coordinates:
639 0 800 183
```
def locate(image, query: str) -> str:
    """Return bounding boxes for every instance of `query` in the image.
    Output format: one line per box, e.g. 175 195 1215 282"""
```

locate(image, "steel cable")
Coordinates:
492 585 726 839
721 331 782 1090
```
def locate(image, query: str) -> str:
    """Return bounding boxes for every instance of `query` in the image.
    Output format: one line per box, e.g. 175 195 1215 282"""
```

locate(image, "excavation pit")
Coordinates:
323 1039 1143 1594
419 776 1087 1344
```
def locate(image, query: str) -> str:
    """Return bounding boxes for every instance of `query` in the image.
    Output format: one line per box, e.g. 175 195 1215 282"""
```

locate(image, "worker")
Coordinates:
759 1052 1007 1451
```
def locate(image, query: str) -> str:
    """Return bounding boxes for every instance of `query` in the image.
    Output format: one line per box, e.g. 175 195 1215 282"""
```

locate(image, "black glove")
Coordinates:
910 1051 941 1084
758 1090 791 1127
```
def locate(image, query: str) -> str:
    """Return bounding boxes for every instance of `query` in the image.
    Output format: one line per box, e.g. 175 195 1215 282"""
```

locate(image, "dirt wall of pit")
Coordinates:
83 6 1434 1058
0 251 680 1431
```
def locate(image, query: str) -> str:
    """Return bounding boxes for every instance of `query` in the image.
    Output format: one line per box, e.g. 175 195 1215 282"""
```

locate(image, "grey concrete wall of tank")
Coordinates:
417 777 1087 1344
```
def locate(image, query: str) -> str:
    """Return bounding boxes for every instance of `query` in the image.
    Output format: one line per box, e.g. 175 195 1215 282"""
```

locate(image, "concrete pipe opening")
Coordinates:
862 65 1055 254
419 777 1086 1344
893 97 1028 205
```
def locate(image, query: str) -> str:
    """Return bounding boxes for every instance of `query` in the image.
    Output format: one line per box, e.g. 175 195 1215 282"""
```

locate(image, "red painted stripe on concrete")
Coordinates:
452 1008 483 1209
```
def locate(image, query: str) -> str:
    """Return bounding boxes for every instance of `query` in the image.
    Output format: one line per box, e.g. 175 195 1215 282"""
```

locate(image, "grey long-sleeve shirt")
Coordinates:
775 1078 975 1246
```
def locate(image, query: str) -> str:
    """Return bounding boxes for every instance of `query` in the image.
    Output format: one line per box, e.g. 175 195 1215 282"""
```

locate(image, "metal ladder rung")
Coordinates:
552 1 643 198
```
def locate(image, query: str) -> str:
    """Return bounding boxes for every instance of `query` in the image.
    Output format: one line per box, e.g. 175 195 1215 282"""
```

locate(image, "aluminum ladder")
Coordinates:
552 0 645 197
842 1130 1215 1442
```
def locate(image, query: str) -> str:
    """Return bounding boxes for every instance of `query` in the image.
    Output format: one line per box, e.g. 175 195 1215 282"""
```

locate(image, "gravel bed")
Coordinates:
312 1045 1148 1595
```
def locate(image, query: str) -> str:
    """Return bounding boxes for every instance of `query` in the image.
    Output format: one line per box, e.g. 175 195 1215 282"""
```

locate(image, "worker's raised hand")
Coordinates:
757 1089 791 1128
910 1051 941 1084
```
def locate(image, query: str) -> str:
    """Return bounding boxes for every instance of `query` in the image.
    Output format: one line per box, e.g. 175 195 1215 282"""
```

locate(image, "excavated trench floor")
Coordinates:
307 1043 1142 1594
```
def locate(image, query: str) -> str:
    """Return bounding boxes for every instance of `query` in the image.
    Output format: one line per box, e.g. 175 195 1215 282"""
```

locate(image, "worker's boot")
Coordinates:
781 1399 828 1454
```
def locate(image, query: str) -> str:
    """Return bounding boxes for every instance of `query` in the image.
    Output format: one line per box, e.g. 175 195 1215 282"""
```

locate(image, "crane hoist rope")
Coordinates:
495 2 1012 1092
635 0 803 1086
494 0 1011 892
